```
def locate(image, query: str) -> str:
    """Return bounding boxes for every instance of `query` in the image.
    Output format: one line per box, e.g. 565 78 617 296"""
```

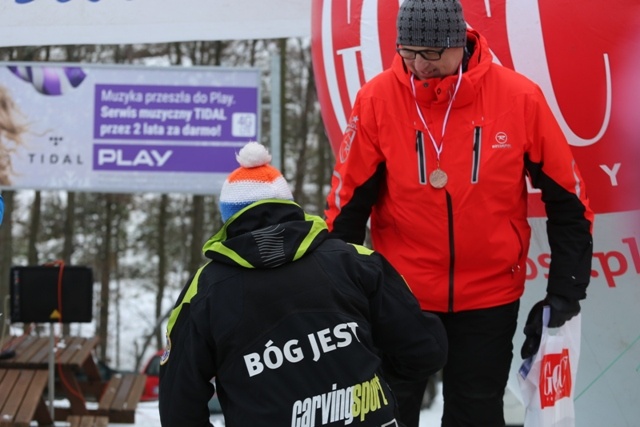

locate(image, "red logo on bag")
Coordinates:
540 348 572 408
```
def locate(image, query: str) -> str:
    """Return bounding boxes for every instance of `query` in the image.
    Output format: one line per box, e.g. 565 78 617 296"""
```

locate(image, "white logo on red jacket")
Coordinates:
492 131 511 149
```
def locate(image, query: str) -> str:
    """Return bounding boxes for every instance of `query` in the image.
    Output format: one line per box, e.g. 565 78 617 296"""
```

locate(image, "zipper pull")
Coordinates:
511 264 521 276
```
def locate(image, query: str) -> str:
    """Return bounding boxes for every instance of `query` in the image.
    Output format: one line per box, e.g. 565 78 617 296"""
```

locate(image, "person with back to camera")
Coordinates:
324 0 594 426
158 141 448 426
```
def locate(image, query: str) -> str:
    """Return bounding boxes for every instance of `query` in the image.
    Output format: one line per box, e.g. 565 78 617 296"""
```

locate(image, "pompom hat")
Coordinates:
396 0 467 48
219 142 293 222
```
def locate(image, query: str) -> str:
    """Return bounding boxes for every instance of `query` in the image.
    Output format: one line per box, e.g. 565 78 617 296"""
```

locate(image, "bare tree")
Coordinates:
292 52 316 201
0 191 14 337
155 194 168 350
97 194 114 361
62 192 76 263
27 191 41 265
0 38 324 370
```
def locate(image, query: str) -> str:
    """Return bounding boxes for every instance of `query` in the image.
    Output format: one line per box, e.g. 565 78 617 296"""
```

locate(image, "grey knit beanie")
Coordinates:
396 0 467 48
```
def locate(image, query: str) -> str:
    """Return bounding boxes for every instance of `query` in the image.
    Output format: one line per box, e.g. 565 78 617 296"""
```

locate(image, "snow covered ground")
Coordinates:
5 224 522 426
34 385 525 426
104 382 525 426
108 392 443 427
38 385 523 426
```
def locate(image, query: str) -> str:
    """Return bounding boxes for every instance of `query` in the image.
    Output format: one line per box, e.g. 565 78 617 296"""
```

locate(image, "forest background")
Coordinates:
0 38 332 371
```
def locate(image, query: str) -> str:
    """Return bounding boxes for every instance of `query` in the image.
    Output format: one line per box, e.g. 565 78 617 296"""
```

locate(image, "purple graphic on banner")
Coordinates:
93 144 240 173
8 65 87 95
94 84 258 142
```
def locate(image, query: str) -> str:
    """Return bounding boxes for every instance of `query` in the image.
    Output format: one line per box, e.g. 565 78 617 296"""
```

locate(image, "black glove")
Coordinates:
520 294 581 359
521 300 545 359
545 293 581 328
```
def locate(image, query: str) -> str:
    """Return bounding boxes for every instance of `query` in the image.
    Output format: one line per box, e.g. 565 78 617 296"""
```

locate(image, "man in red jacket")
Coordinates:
324 0 594 426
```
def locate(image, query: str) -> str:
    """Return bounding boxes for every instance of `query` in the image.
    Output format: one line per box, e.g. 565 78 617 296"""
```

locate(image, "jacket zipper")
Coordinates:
416 131 427 185
471 126 481 183
510 221 525 277
446 192 455 312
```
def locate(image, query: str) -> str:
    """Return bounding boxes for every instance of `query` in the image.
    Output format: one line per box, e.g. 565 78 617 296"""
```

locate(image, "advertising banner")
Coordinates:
0 62 261 194
311 1 640 425
0 0 311 47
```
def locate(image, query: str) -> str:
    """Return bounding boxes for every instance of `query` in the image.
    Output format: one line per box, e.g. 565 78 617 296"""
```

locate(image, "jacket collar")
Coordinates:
392 29 492 108
203 200 328 269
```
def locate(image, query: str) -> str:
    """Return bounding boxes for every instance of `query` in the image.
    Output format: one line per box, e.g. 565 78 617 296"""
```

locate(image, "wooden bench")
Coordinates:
0 369 53 427
94 373 146 423
67 415 109 427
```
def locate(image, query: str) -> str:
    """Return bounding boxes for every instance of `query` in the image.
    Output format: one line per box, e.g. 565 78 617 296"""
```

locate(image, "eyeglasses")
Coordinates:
396 46 447 61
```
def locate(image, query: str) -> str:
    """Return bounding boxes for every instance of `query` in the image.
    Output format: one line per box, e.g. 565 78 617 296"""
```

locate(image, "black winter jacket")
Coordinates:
159 200 447 427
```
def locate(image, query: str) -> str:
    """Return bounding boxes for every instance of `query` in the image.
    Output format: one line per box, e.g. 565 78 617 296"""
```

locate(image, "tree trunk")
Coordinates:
62 191 76 337
155 195 168 350
316 125 329 214
113 204 125 368
98 194 113 361
279 38 287 175
0 191 14 330
292 61 315 200
62 192 76 262
27 191 41 265
189 195 205 273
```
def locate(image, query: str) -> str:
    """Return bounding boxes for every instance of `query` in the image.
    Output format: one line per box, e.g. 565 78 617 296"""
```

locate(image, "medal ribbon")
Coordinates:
410 64 463 167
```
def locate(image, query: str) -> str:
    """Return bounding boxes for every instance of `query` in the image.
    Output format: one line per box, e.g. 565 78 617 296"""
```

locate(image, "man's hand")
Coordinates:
521 300 545 359
545 293 581 328
520 294 581 359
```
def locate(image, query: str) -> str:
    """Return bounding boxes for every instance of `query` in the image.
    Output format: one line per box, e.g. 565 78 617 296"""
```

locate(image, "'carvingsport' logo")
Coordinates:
291 375 392 426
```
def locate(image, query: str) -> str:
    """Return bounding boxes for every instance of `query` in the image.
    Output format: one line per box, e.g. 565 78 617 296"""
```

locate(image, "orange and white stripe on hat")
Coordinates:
219 142 293 222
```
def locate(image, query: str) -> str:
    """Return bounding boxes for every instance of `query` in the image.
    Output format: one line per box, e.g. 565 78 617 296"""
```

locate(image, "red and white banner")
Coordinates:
312 0 640 216
311 1 640 426
0 0 311 47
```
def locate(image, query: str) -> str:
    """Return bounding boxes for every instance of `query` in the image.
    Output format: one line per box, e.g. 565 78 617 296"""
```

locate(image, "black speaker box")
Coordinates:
10 265 94 323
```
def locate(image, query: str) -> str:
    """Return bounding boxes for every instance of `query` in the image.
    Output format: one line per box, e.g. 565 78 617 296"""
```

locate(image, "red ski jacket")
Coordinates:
325 30 594 313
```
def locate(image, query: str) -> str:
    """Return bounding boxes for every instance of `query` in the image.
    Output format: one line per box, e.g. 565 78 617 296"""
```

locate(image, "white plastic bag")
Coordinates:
518 306 581 427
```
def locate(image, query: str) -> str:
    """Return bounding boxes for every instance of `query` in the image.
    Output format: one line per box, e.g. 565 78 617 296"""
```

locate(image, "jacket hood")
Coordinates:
392 29 492 108
203 200 328 269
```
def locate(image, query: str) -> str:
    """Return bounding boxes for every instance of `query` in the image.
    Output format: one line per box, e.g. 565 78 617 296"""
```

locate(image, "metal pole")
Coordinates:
48 323 55 420
270 52 282 170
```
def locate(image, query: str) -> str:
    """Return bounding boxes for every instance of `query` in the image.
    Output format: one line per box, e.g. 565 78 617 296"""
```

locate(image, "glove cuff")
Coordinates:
545 293 580 313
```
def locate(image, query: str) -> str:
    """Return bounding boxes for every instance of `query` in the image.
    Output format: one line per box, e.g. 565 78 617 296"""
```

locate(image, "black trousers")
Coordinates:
393 300 520 427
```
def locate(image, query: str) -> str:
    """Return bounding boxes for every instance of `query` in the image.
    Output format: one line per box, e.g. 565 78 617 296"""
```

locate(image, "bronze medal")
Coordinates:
429 168 448 189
